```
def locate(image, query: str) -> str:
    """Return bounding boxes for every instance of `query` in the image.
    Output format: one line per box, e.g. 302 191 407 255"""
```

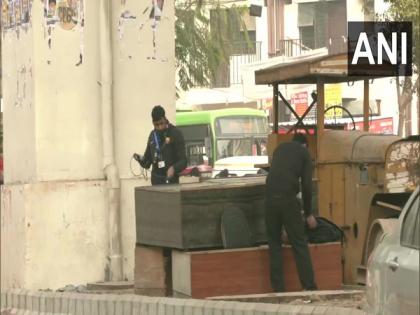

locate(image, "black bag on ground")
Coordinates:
306 217 344 244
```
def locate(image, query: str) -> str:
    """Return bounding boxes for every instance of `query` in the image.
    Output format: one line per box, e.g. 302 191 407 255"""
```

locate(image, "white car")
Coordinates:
366 186 420 315
212 155 268 178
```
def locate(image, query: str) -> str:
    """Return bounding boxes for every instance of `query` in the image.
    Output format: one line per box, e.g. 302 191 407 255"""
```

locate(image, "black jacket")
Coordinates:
266 141 313 216
140 123 187 184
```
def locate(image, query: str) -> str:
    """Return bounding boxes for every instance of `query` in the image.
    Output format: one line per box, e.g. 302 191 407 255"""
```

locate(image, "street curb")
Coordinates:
0 289 368 315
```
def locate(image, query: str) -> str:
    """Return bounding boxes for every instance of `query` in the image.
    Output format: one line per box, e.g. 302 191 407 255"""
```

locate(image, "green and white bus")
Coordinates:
175 108 269 170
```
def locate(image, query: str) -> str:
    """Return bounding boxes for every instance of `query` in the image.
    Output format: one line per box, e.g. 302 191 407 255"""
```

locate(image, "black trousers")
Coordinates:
265 195 317 292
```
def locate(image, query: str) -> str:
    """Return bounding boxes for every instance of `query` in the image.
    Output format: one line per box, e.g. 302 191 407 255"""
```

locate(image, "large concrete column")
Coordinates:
1 0 175 290
111 0 175 282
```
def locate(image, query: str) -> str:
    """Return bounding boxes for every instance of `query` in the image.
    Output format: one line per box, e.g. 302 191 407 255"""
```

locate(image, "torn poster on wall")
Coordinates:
1 0 33 36
15 62 33 108
118 0 168 62
43 0 85 66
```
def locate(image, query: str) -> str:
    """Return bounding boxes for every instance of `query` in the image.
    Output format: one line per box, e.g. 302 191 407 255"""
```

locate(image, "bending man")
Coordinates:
265 133 317 292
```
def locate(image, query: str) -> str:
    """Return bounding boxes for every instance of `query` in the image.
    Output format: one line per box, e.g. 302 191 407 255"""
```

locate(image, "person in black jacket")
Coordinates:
135 105 187 185
265 133 317 292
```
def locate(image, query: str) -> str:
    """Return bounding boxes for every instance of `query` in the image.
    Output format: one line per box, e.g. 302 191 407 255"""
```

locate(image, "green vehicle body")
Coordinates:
175 108 268 167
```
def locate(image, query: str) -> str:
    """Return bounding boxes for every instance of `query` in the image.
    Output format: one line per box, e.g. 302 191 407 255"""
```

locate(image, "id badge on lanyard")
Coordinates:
153 131 166 168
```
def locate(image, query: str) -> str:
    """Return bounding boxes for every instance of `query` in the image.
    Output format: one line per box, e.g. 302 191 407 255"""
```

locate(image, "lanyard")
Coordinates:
153 131 161 153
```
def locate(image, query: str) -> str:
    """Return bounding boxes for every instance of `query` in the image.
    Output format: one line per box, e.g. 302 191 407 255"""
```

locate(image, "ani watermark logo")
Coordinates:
348 22 412 77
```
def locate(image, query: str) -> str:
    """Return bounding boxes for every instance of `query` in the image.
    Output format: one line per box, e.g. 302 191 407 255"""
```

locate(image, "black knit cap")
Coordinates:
152 105 165 122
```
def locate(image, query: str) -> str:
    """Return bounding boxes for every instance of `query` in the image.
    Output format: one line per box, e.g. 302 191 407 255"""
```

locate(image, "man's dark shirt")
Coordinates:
140 123 187 183
266 141 313 216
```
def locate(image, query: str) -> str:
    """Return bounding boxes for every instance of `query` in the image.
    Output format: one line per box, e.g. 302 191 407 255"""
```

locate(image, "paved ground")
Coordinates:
284 292 366 310
208 289 367 311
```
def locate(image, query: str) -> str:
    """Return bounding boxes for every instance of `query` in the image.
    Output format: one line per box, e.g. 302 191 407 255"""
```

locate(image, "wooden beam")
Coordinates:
256 62 310 85
316 80 325 162
363 79 370 132
273 84 279 133
316 80 325 137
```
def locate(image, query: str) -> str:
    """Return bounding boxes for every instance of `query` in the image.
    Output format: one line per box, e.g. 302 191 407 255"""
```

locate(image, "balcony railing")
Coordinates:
270 39 311 58
270 36 347 58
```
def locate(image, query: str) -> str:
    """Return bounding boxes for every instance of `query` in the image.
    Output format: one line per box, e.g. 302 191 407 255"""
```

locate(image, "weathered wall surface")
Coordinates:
32 0 104 182
1 0 175 289
2 25 36 183
1 181 108 290
1 185 27 288
112 0 176 178
111 0 175 281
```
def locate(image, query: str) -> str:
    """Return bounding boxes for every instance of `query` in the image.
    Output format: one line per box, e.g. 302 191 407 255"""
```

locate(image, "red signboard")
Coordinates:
277 117 394 135
291 92 308 117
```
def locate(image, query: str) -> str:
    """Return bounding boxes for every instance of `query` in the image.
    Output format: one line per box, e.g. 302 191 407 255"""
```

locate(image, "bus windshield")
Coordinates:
214 116 268 159
215 116 268 136
216 137 267 159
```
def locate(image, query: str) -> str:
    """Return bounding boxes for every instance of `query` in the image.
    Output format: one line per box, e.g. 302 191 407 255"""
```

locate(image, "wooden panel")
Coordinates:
317 165 332 220
331 165 345 226
342 165 391 284
317 165 345 226
134 245 169 296
191 248 270 298
173 243 342 299
172 250 191 296
343 166 356 283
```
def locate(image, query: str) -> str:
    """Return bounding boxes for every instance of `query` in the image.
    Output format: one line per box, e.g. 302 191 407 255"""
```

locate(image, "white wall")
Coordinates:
341 76 419 135
346 0 365 22
33 0 104 182
283 2 300 40
1 185 27 288
112 0 175 179
1 0 175 289
256 4 269 60
2 27 36 183
1 182 109 290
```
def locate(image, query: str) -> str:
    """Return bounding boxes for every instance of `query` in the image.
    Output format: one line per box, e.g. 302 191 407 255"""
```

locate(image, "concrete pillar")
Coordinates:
1 0 175 290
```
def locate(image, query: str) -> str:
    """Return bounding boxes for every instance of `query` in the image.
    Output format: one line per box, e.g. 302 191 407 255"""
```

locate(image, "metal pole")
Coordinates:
316 79 325 160
316 80 325 136
273 83 279 133
364 79 370 132
100 0 123 281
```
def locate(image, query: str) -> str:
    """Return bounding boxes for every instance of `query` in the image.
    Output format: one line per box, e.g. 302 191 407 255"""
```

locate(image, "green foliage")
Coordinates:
175 0 249 91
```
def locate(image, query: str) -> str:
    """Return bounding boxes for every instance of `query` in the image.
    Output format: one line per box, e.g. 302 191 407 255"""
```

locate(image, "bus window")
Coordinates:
177 124 212 166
